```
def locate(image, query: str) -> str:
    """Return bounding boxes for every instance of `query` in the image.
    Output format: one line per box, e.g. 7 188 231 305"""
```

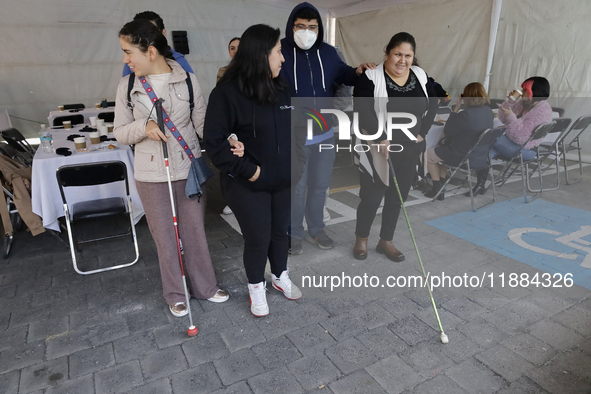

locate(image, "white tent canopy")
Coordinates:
1 0 590 160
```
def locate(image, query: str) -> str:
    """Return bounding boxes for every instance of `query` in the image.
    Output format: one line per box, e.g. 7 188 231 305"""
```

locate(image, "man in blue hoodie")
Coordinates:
281 2 375 254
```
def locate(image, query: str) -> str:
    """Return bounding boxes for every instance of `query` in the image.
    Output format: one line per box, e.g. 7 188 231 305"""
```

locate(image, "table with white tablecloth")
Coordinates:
31 125 143 231
47 107 115 126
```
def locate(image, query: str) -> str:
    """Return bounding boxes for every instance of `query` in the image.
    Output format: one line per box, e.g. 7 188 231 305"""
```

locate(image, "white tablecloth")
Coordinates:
48 107 115 126
31 125 144 231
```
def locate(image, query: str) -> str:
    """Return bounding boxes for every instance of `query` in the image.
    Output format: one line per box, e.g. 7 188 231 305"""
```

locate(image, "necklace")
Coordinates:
385 71 416 93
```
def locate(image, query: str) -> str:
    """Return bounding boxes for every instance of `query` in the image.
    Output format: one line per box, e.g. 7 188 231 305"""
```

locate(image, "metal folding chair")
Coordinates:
56 161 139 275
1 128 36 166
432 126 506 211
52 114 85 127
529 118 573 191
494 121 556 203
63 103 85 110
98 111 115 123
555 115 591 184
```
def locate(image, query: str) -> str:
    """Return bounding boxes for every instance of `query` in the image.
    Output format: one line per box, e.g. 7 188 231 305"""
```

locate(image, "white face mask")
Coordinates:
294 29 317 50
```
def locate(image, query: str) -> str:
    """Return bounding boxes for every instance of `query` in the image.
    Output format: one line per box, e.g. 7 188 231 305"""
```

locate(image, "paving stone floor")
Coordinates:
0 165 590 394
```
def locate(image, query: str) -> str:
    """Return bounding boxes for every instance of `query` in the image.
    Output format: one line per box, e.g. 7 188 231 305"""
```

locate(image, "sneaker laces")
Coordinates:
275 270 292 292
250 282 267 306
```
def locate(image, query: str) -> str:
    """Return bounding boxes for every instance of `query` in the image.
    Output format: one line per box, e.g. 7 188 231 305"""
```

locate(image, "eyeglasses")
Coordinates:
294 24 318 31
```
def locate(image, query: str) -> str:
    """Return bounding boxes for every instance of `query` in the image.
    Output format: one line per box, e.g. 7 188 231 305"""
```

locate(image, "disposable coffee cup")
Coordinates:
74 137 86 149
98 125 108 136
95 103 101 109
96 119 105 127
89 116 97 126
106 123 114 133
89 132 100 144
509 89 522 102
58 105 64 112
63 120 72 129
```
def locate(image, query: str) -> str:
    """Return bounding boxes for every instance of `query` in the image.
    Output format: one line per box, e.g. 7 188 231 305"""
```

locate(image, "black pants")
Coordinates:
355 141 424 241
221 174 290 284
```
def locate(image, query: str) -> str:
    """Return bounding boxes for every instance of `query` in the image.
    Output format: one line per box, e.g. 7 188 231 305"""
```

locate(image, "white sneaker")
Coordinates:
272 270 302 300
222 205 233 215
248 282 269 317
169 302 188 317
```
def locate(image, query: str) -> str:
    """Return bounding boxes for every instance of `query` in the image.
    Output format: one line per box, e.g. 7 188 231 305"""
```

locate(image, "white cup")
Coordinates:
89 132 101 144
96 119 105 127
62 120 72 129
74 137 86 149
98 126 109 136
89 116 97 126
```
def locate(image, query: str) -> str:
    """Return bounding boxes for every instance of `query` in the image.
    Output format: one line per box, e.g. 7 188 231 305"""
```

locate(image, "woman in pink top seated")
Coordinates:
471 76 552 196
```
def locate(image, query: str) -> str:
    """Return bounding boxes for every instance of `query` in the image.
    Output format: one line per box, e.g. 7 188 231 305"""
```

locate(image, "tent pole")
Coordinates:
484 0 503 93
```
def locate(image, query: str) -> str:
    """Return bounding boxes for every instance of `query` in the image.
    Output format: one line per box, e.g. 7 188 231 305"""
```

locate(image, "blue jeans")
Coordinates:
290 137 336 239
490 135 536 161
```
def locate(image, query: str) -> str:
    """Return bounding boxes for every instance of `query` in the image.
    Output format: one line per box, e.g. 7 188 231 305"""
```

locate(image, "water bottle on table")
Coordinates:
38 124 53 153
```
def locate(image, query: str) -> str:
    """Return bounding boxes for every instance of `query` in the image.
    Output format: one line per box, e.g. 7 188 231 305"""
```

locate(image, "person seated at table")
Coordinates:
471 76 552 195
114 20 236 318
122 11 193 77
424 82 493 199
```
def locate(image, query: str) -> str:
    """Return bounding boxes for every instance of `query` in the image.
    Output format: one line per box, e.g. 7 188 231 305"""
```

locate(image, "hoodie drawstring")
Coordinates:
293 47 298 93
317 51 326 92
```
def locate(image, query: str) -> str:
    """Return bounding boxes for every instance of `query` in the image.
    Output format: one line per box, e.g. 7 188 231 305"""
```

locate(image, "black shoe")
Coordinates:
464 181 487 196
424 179 445 200
305 229 334 250
289 237 303 255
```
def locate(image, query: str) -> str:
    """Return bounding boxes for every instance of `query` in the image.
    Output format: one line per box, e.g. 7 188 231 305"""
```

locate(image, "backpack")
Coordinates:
126 71 194 116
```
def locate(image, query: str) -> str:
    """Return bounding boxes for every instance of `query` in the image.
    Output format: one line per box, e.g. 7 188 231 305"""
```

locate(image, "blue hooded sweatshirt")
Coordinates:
280 2 358 142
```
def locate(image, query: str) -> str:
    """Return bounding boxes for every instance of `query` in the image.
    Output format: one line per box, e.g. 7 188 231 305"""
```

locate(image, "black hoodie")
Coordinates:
204 79 304 191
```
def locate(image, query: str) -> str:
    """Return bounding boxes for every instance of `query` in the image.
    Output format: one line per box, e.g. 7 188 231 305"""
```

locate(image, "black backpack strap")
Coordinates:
185 72 194 118
127 72 135 110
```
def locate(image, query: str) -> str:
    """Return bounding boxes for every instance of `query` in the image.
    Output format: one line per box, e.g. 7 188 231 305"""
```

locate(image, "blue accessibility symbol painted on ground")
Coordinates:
426 198 591 290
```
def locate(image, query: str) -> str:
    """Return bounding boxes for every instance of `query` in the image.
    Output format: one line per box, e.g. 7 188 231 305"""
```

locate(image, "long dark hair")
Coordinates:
119 19 173 60
220 24 286 104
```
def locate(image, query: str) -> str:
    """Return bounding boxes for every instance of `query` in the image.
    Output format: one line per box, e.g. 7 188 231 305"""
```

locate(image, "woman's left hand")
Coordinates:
228 138 244 157
415 135 424 143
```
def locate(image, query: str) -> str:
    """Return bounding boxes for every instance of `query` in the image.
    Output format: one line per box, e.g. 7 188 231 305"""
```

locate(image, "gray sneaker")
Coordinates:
305 229 334 250
289 237 303 255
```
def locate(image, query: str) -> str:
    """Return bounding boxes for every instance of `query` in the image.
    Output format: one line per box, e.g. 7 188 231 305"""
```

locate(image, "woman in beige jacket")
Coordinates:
114 20 230 317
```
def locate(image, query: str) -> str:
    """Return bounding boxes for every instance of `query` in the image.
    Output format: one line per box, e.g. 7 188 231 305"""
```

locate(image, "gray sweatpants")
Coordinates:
136 179 218 304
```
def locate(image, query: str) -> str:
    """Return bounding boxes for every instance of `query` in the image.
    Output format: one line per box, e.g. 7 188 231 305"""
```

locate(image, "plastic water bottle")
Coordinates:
38 124 53 153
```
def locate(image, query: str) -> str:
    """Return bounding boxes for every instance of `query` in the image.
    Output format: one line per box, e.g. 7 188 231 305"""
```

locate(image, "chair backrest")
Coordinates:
465 126 506 169
1 128 35 161
98 112 115 122
564 115 591 146
528 121 556 146
56 161 129 204
0 143 31 167
52 114 85 127
541 118 572 148
63 103 85 110
551 106 565 118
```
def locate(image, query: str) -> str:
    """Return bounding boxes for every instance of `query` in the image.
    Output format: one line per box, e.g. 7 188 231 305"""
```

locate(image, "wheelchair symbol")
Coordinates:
508 226 591 268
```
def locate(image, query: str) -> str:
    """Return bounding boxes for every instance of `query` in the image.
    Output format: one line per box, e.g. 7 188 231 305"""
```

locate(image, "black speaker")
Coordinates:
172 31 189 55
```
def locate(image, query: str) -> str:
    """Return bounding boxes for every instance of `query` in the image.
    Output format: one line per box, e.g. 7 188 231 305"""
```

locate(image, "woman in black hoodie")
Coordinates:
204 24 304 317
